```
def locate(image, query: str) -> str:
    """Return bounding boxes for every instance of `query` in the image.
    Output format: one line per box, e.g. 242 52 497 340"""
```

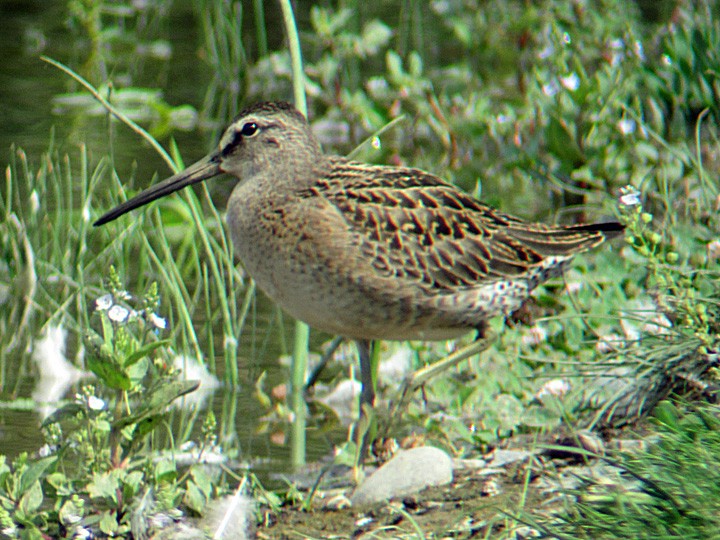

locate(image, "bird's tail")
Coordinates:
566 221 625 240
508 220 625 256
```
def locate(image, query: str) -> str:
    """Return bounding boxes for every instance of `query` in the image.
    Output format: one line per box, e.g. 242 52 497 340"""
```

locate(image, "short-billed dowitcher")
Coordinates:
95 101 623 406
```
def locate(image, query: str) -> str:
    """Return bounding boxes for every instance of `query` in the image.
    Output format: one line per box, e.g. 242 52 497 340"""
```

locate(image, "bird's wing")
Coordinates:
303 159 614 292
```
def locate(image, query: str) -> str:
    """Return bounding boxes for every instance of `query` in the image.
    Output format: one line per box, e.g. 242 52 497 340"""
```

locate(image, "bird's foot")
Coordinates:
384 332 496 430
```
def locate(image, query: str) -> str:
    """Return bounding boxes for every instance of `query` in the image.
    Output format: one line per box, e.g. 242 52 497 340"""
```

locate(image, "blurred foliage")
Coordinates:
542 401 720 538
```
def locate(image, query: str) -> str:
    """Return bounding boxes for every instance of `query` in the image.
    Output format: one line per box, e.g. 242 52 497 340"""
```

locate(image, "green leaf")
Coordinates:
113 380 199 429
546 115 583 165
100 312 115 349
18 480 43 515
87 471 119 503
360 20 392 55
19 456 56 494
122 470 144 500
127 356 150 383
154 459 177 484
87 355 132 390
123 340 169 368
183 480 207 515
58 499 84 526
98 511 119 535
190 466 213 498
386 50 403 80
653 400 680 432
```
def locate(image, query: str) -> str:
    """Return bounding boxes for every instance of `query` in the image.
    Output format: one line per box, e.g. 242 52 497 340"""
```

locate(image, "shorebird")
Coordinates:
95 101 623 407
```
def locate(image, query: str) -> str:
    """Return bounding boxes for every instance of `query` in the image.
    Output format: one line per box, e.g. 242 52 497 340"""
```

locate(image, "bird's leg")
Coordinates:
356 339 376 407
384 326 496 428
353 339 376 463
304 335 344 396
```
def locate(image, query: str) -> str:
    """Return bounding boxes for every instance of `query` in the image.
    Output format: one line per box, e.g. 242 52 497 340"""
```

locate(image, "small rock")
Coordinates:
350 446 453 506
486 449 533 468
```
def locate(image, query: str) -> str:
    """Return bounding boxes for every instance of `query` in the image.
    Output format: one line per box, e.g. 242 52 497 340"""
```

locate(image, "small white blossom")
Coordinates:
618 118 636 135
562 32 571 44
73 526 92 539
707 240 720 262
149 312 167 330
116 289 132 301
619 186 641 207
661 54 672 66
538 43 554 59
87 395 106 411
560 73 580 91
496 114 510 124
95 294 113 311
634 40 645 60
63 512 82 525
522 325 547 347
29 190 40 214
37 444 55 458
108 305 130 323
608 38 625 66
536 379 570 399
565 279 583 294
542 80 559 97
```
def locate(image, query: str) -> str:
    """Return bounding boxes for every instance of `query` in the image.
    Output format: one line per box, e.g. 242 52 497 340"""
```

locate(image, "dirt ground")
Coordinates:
254 439 599 539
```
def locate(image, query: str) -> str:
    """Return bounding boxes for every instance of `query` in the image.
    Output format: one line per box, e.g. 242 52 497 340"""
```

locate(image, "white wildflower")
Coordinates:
617 118 636 135
560 73 580 91
522 325 547 347
536 379 570 399
542 80 559 97
95 294 113 311
29 190 40 214
619 186 641 207
707 240 720 262
538 43 554 59
87 395 105 411
634 40 645 60
108 304 130 323
116 289 132 301
149 312 167 330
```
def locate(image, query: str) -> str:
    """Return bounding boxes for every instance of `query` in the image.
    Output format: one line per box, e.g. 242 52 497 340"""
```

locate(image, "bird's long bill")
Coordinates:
93 152 222 226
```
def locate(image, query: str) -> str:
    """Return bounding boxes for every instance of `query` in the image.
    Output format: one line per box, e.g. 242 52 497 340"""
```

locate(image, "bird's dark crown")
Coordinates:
232 101 307 124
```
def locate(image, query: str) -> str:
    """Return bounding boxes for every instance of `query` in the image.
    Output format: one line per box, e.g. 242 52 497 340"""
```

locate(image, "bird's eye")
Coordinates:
240 122 258 137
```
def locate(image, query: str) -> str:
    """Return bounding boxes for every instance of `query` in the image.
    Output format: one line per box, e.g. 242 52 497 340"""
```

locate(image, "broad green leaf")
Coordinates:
98 511 119 535
87 355 132 390
113 380 199 429
19 456 56 494
183 480 207 515
123 339 169 368
154 459 177 484
190 466 213 498
88 472 119 503
18 481 43 515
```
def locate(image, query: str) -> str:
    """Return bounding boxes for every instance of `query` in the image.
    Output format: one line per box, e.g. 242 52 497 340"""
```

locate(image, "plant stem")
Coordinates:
279 0 309 468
